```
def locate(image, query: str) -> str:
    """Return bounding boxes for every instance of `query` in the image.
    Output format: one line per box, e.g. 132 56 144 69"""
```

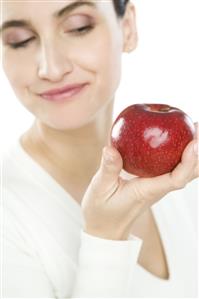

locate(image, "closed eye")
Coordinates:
69 24 94 34
8 25 94 49
9 36 35 49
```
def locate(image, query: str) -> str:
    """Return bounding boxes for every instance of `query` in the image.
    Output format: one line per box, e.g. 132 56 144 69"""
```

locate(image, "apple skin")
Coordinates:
111 104 195 177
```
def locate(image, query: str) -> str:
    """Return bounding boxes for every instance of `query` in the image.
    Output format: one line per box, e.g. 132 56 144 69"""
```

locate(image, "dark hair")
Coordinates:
113 0 130 18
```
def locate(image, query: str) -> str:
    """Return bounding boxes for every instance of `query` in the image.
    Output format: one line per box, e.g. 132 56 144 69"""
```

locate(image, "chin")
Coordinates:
41 113 96 132
34 91 114 131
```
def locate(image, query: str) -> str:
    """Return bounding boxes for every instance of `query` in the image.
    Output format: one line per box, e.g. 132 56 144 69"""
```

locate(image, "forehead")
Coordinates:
0 0 118 33
2 0 114 19
0 1 120 37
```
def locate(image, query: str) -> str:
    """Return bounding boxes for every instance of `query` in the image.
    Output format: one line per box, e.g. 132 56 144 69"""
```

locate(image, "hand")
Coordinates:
81 123 198 241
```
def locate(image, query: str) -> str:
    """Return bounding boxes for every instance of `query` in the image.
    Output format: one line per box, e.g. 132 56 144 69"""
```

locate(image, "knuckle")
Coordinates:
131 181 148 205
195 164 199 177
172 176 187 190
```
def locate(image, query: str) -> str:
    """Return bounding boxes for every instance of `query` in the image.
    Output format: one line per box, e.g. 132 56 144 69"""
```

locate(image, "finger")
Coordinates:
90 146 123 199
125 139 198 206
125 173 174 207
170 139 198 187
194 122 198 140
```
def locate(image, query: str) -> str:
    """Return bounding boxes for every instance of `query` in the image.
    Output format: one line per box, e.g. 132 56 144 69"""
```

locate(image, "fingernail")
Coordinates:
103 147 115 163
193 142 198 156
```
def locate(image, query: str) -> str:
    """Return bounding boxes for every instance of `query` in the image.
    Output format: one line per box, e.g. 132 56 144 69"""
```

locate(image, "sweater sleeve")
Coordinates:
2 191 142 298
2 225 142 298
71 230 143 297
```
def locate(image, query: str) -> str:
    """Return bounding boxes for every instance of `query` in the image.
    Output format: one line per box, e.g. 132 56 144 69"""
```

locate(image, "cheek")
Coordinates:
96 40 122 89
73 30 122 99
2 50 35 103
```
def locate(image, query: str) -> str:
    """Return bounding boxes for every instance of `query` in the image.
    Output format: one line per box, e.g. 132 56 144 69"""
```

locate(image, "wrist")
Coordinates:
84 227 129 241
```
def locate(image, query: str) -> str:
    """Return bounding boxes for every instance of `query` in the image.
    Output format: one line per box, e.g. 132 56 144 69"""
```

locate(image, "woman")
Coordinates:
1 0 198 297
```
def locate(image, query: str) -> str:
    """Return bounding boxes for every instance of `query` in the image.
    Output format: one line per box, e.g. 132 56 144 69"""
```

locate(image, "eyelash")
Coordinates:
9 25 94 49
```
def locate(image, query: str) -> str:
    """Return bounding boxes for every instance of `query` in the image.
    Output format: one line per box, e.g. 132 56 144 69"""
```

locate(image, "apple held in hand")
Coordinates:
111 104 195 177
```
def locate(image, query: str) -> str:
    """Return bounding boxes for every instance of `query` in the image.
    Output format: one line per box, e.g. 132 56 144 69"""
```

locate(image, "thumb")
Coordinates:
91 146 123 198
101 145 123 175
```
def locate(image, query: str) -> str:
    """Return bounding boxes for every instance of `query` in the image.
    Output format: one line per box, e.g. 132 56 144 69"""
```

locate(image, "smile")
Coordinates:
39 83 88 102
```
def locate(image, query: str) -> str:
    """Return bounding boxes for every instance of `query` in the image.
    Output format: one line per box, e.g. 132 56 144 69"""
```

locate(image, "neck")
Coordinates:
20 99 115 200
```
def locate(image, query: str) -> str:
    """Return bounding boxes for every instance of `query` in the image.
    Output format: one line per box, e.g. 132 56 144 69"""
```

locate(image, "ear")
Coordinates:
121 2 138 53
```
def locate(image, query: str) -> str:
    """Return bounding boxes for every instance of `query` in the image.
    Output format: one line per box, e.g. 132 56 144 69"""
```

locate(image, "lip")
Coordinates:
39 83 88 102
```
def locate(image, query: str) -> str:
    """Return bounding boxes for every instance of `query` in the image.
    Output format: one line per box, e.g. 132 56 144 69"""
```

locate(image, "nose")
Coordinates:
37 40 73 81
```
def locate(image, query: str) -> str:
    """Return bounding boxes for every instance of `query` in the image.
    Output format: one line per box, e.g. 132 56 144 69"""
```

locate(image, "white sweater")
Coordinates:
1 140 198 298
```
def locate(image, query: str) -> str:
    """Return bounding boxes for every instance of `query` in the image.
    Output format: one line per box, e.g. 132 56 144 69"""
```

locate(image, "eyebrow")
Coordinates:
0 1 96 34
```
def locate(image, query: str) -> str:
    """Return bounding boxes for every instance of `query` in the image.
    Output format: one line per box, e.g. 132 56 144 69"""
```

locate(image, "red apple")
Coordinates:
111 104 195 177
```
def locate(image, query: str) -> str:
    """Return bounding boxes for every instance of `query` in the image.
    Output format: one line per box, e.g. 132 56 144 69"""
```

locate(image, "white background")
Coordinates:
0 0 198 282
0 0 199 150
0 0 198 259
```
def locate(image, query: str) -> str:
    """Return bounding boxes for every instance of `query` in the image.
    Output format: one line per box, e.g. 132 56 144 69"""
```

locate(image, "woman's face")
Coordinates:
1 1 136 130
